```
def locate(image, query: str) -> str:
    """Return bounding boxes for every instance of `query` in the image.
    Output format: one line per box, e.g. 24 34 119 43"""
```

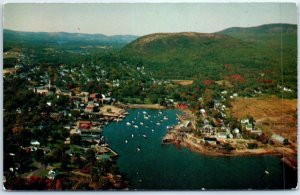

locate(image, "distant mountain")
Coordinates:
3 29 139 48
218 23 297 38
121 23 297 82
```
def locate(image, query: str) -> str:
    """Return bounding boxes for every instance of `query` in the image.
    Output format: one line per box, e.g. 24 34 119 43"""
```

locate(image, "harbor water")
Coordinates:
103 109 297 190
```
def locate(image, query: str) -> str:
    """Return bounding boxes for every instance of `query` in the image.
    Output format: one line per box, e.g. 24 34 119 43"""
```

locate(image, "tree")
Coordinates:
70 134 81 146
202 89 214 108
85 149 96 164
60 153 70 170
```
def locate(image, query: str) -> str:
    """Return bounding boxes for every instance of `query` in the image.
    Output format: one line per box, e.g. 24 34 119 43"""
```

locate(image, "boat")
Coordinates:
132 121 135 123
163 116 168 120
137 147 141 151
125 140 128 144
131 134 134 138
142 134 147 138
156 122 161 125
140 122 144 125
134 125 139 128
158 111 162 114
265 170 269 175
152 129 154 132
143 111 147 114
126 122 131 126
144 116 149 120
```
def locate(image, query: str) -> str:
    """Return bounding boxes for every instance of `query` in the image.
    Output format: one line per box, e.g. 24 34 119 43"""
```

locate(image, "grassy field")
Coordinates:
172 80 194 86
230 96 297 144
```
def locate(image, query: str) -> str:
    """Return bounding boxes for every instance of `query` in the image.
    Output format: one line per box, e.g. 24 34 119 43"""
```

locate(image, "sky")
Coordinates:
3 2 297 36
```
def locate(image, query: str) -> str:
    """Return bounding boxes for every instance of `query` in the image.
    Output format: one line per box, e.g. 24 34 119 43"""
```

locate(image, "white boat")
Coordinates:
132 134 134 138
126 122 131 126
143 111 147 114
132 121 135 123
137 147 141 151
152 129 154 132
265 170 269 175
158 111 162 114
134 125 139 128
156 122 161 125
125 140 128 144
140 122 144 125
142 134 147 138
144 116 149 120
163 116 168 120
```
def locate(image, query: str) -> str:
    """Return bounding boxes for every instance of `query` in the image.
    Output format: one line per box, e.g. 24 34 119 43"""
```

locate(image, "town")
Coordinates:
3 5 297 189
4 48 297 190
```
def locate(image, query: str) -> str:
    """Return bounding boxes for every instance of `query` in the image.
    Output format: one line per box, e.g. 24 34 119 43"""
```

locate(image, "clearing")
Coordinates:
172 80 193 86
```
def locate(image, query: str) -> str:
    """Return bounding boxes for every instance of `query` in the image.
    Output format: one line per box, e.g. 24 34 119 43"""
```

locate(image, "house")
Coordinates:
48 169 58 180
90 93 101 99
176 103 188 109
271 134 288 145
76 121 102 141
77 121 93 129
56 89 72 97
84 105 95 113
179 127 192 133
34 86 49 95
245 124 254 131
30 140 40 146
200 109 206 114
183 121 191 128
233 128 240 134
203 137 218 145
241 118 250 124
250 129 262 136
217 132 227 139
101 94 112 104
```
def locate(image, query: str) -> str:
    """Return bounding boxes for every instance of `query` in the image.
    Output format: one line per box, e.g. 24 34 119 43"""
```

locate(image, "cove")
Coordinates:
102 109 297 190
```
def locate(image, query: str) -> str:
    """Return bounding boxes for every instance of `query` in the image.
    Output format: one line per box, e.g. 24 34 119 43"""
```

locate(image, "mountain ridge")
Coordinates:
3 29 139 48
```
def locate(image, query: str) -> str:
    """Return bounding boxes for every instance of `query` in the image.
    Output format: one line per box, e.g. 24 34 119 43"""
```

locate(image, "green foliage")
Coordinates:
247 143 258 149
70 134 82 146
85 149 96 164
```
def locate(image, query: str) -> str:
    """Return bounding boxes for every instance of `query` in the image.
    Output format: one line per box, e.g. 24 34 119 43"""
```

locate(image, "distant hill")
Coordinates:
3 29 139 48
218 23 296 39
121 23 297 85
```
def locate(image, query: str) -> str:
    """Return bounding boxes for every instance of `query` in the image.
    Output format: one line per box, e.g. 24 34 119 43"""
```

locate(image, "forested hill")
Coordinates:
3 29 139 48
121 23 297 88
217 23 297 41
